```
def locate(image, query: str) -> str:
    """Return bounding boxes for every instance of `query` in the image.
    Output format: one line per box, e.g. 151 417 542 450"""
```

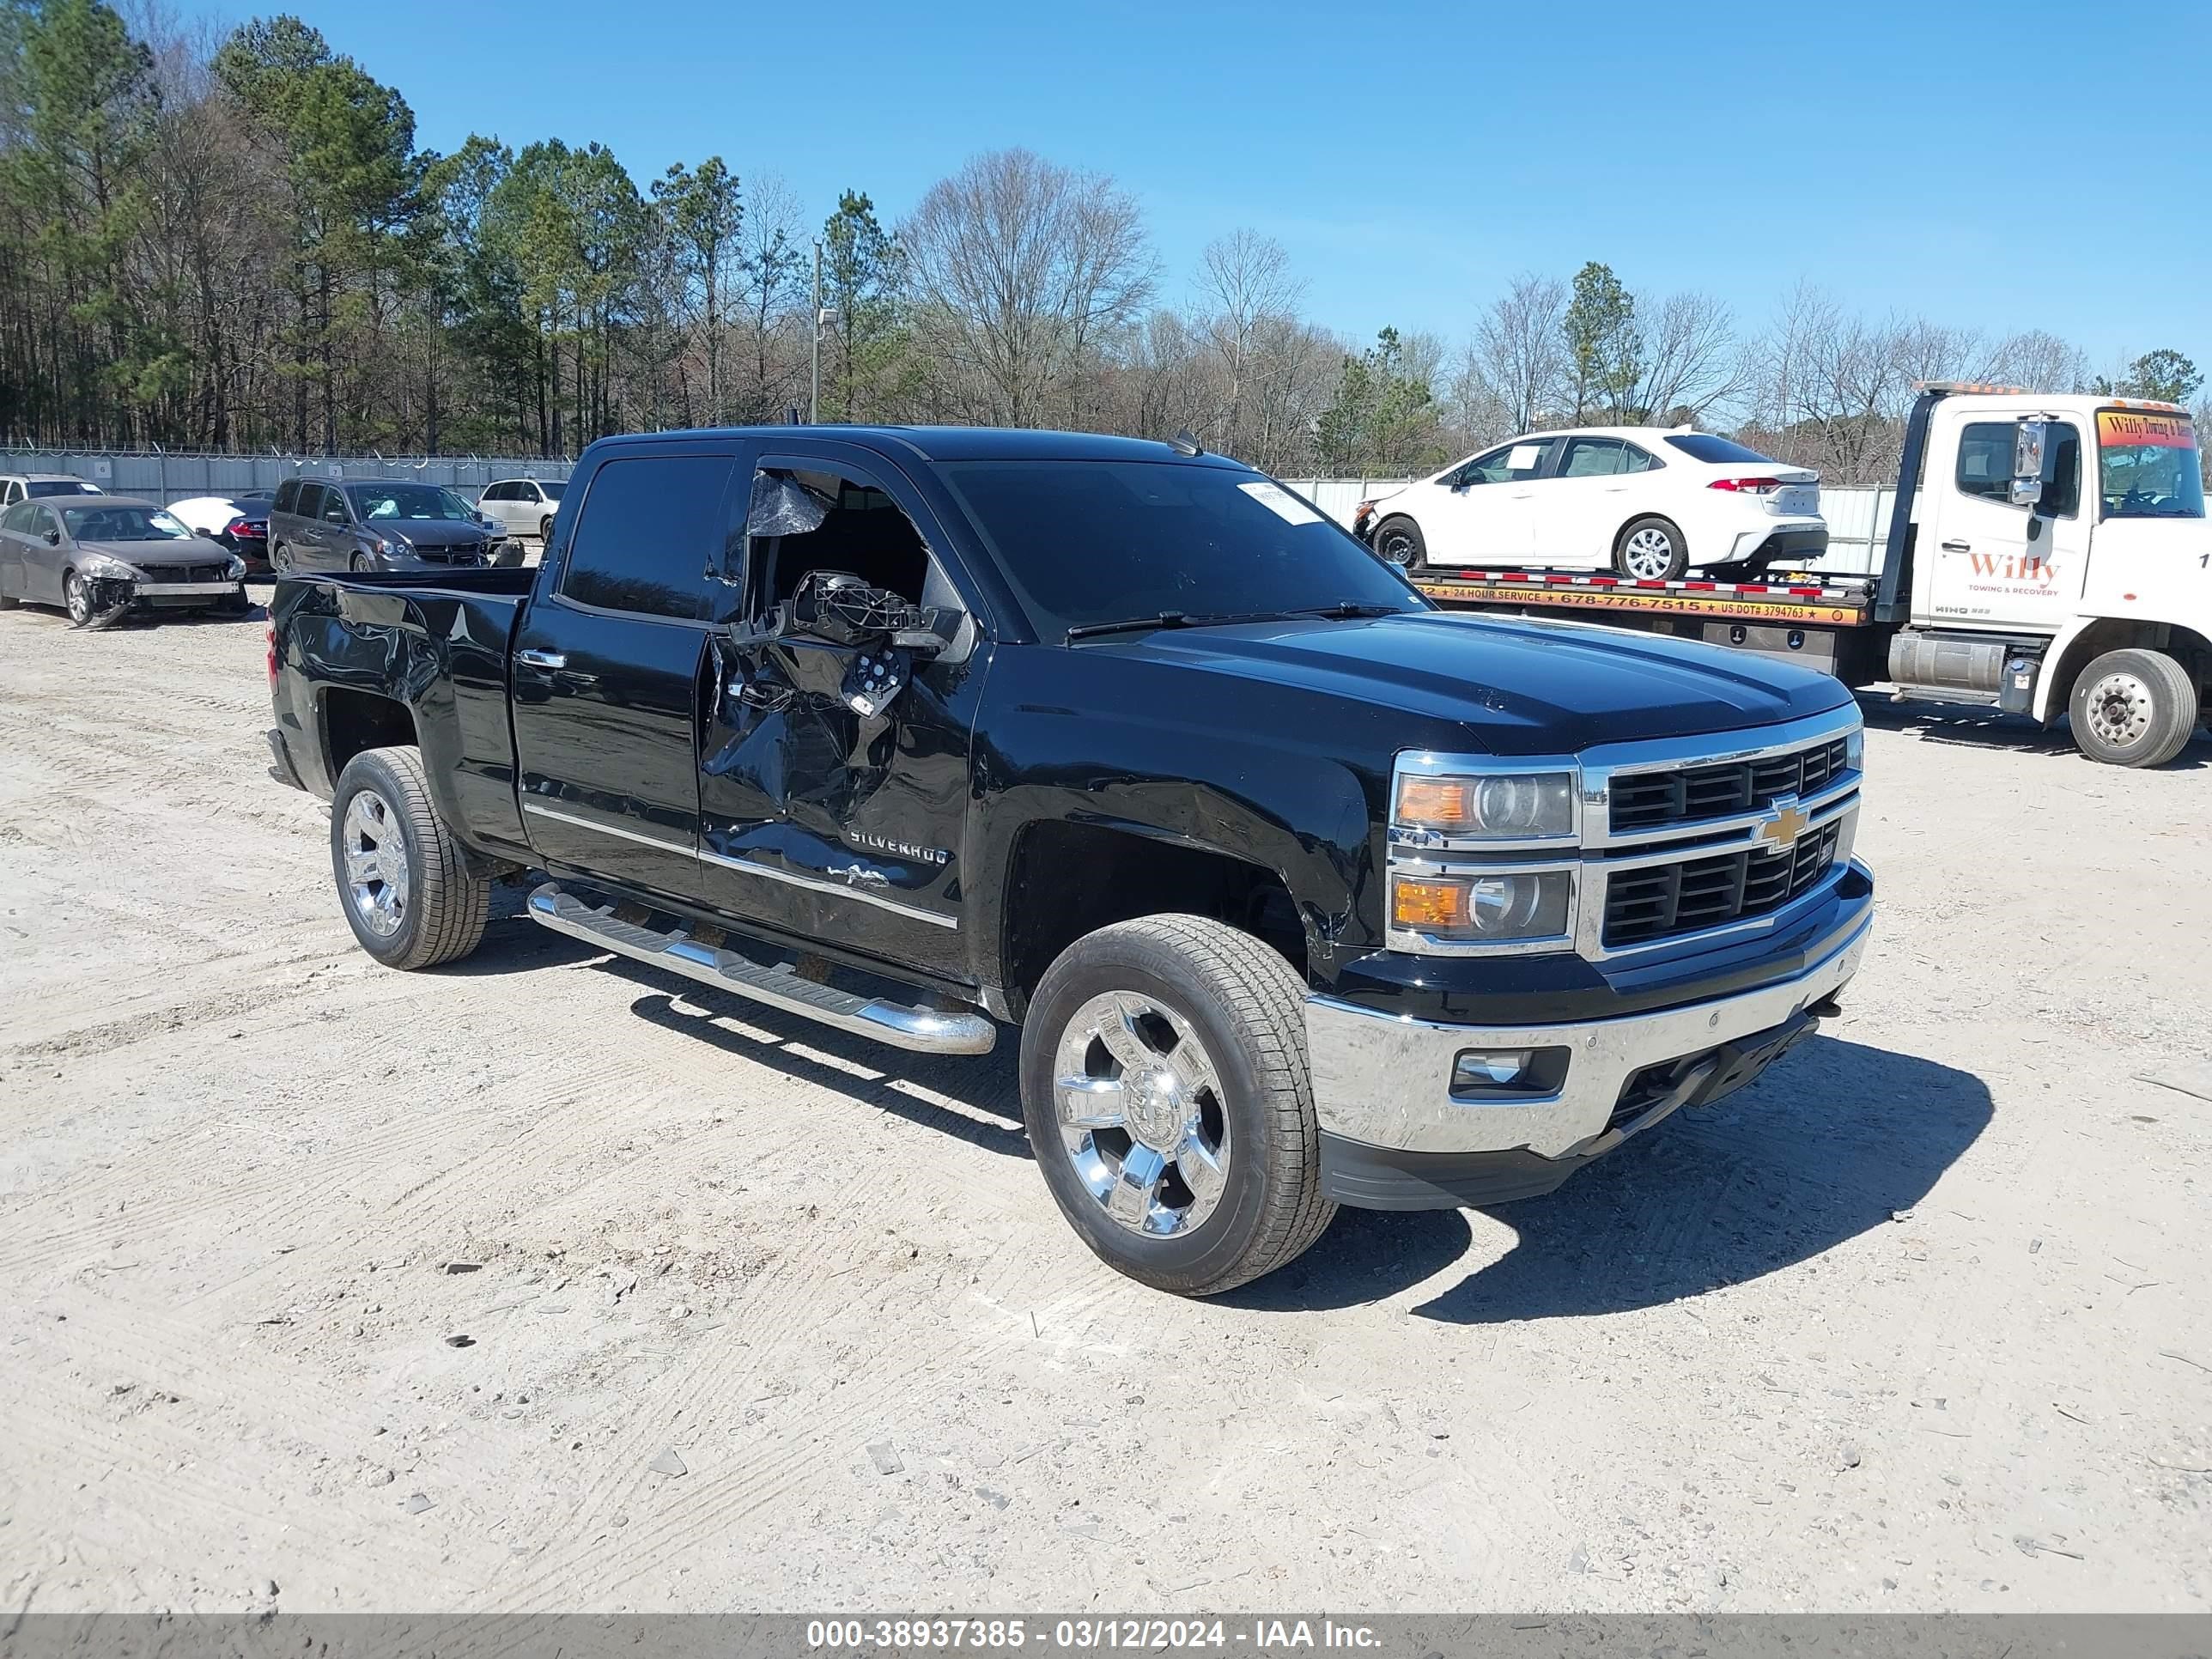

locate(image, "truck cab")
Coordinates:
1880 386 2210 767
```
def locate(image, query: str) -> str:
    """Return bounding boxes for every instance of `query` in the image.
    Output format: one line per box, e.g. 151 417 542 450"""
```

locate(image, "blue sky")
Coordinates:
228 0 2207 374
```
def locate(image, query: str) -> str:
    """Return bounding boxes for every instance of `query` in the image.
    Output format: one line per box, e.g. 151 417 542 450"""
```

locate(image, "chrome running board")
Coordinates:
526 882 996 1056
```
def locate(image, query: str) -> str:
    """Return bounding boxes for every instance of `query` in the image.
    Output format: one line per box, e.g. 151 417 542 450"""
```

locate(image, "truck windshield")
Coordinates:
2096 410 2204 520
939 461 1428 638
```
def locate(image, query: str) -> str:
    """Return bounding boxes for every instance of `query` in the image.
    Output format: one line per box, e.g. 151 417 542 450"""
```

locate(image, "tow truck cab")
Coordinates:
1416 384 2212 769
1870 386 2209 764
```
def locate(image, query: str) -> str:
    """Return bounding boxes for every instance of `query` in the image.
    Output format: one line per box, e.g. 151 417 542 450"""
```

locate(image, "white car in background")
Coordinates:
1355 428 1826 580
477 477 567 544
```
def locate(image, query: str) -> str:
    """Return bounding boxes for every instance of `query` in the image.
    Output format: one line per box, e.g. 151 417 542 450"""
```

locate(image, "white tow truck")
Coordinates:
1408 383 2211 768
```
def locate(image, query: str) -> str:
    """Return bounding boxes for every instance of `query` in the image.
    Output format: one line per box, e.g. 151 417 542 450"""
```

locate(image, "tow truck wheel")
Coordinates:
1372 516 1424 570
330 744 490 969
1018 914 1335 1297
2068 647 2201 769
1616 517 1689 581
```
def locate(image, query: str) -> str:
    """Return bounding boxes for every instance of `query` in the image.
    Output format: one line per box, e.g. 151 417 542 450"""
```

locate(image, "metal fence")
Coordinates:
0 447 574 507
1287 479 1895 576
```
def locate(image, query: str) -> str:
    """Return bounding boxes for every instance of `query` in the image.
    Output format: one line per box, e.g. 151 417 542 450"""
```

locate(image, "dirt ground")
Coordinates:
1 595 2207 1618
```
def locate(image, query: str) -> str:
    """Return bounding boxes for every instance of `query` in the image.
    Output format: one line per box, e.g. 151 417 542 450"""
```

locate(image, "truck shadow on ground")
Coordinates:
1229 1036 1993 1322
1857 696 2210 769
447 921 1994 1324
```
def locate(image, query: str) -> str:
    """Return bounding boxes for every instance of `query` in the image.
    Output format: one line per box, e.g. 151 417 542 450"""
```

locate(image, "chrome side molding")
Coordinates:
526 883 996 1056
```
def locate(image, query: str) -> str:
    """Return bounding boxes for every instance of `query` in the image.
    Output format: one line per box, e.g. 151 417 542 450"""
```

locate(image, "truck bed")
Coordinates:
268 567 535 854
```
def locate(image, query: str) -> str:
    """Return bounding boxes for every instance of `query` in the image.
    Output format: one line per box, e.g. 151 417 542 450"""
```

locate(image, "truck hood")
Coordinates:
1115 611 1855 755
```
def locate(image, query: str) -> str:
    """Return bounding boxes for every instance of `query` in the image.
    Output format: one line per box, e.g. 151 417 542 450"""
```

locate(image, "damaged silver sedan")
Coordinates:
0 496 250 628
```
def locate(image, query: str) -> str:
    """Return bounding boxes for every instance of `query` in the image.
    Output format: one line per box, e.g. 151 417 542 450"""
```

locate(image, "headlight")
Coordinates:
1395 770 1576 841
224 555 246 580
1390 869 1573 944
374 536 410 559
1844 726 1864 772
75 553 139 580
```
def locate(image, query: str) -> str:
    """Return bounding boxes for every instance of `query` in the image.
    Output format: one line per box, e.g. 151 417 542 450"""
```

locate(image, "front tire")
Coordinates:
1018 915 1335 1297
64 568 92 628
2068 648 2201 769
1616 516 1689 580
1372 515 1425 571
330 745 490 969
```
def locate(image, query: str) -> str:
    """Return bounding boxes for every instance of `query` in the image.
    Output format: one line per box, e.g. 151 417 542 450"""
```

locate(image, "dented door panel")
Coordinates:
698 629 988 982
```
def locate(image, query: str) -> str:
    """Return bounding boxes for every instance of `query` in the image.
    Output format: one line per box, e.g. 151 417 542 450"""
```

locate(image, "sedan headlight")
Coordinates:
1390 869 1573 945
1394 769 1576 842
224 554 246 580
74 552 141 581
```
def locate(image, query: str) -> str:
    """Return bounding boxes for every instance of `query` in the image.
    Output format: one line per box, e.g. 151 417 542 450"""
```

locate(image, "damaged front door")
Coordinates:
696 447 989 982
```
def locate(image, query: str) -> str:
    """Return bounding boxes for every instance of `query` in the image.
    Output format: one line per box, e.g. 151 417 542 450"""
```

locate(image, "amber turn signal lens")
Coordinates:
1392 878 1468 930
1396 777 1474 829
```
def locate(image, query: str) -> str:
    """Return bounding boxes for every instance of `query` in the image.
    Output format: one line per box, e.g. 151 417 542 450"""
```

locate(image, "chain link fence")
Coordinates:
0 447 574 506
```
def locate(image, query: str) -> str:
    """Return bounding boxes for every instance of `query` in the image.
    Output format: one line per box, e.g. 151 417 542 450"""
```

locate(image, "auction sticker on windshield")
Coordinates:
1238 481 1323 525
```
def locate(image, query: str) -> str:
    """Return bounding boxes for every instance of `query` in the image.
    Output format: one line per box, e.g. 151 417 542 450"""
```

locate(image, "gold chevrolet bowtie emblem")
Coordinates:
1753 802 1811 857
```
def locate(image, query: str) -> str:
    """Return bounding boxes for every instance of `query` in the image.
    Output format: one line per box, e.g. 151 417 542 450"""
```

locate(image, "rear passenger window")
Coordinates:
274 479 297 514
560 454 735 621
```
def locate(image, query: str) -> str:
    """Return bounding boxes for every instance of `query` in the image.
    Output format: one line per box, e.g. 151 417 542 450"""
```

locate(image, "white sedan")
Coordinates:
1355 428 1826 580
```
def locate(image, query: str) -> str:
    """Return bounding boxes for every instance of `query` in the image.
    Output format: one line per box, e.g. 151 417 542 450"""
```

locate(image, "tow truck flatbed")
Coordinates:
1414 566 1877 628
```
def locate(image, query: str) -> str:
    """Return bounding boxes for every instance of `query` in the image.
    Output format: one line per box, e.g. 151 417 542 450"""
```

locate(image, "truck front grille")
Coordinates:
1609 737 1850 834
1602 822 1842 948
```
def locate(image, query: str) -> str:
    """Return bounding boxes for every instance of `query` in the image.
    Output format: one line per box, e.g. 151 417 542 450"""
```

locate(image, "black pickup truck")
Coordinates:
268 426 1874 1296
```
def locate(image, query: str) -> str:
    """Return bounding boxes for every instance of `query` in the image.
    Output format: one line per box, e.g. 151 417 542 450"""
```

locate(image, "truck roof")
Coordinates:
591 425 1251 468
1933 392 2194 418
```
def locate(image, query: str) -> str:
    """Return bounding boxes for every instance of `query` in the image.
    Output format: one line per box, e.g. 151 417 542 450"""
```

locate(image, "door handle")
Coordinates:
516 648 568 670
1940 539 1971 552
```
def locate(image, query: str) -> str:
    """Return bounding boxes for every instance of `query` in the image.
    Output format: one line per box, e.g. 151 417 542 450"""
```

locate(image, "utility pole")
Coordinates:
809 238 823 425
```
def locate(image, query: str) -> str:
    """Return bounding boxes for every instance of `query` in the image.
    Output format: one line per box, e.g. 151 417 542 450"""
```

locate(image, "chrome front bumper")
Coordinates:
1306 902 1871 1160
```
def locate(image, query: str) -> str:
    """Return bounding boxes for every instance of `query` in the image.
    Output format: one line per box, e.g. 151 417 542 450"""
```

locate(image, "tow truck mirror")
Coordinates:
2010 420 2048 507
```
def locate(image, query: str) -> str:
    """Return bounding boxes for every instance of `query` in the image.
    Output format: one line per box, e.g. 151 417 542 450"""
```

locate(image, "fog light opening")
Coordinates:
1449 1045 1571 1101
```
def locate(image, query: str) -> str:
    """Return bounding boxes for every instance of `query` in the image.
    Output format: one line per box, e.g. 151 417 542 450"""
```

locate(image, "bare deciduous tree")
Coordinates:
1633 291 1741 424
900 148 1156 427
1473 275 1566 434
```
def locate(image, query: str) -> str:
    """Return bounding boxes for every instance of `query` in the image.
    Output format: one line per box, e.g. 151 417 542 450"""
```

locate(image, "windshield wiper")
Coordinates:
1293 600 1404 619
1065 610 1287 641
1066 602 1407 641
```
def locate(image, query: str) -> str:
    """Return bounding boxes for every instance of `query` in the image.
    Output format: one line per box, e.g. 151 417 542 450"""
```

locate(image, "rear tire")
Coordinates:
1018 915 1335 1297
1616 516 1689 580
1371 515 1425 571
330 744 490 969
272 542 294 574
2068 647 2200 768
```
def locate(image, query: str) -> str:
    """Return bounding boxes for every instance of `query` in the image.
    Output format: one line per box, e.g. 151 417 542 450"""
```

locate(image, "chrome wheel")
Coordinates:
1622 526 1678 580
340 787 410 938
2084 672 2154 750
64 570 90 625
1053 991 1231 1238
272 543 292 574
